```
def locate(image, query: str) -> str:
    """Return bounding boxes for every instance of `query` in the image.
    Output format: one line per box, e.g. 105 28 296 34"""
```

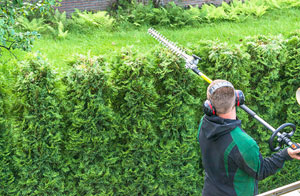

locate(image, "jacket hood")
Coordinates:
202 115 241 140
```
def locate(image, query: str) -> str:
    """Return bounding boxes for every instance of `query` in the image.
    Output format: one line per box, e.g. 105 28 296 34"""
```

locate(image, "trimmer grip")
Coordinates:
290 142 300 150
290 143 300 156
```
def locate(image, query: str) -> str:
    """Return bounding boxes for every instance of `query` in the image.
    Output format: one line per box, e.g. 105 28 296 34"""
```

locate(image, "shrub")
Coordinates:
108 47 204 195
44 9 69 39
0 73 15 195
61 54 119 195
2 31 300 194
11 54 65 195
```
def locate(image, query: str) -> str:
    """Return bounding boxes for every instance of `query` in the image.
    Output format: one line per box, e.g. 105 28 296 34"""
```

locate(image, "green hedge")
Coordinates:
1 32 300 195
11 55 65 195
0 73 15 195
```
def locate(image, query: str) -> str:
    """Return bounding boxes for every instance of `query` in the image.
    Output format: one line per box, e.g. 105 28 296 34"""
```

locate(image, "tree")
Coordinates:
0 0 60 57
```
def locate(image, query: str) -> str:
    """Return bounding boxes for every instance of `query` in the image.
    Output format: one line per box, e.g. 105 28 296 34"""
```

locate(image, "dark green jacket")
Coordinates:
197 115 292 196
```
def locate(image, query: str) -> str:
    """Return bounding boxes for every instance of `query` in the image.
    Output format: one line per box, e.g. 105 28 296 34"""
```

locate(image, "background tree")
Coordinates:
0 0 60 57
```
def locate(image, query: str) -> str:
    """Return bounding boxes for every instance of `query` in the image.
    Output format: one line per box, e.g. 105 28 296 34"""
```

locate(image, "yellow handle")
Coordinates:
199 72 212 84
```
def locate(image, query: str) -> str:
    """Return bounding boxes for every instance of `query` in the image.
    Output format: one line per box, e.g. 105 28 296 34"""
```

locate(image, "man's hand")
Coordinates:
287 144 300 160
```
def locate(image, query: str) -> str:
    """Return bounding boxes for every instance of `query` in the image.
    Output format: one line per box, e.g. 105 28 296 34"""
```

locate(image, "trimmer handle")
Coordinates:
288 142 300 156
269 123 296 152
290 142 300 150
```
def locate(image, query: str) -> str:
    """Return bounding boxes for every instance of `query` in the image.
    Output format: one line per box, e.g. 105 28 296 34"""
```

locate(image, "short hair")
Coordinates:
207 80 235 114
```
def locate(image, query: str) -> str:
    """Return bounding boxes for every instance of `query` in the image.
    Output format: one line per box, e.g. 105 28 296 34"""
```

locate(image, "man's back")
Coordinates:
198 115 291 196
199 79 300 196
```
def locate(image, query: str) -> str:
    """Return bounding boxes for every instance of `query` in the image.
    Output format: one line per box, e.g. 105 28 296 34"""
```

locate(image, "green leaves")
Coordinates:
2 30 300 194
71 9 115 30
0 0 58 57
12 53 65 195
110 0 300 28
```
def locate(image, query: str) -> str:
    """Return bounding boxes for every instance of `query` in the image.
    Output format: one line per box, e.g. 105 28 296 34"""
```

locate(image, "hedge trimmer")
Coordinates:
148 27 300 152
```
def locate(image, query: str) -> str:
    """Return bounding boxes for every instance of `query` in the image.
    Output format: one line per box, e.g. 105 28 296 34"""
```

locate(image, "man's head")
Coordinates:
207 80 236 115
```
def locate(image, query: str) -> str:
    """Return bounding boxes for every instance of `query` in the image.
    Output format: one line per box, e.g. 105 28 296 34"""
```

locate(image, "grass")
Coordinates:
2 7 300 73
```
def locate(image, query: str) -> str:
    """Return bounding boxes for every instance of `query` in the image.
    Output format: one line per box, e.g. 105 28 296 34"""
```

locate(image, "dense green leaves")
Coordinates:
12 54 65 195
1 32 300 194
109 0 300 28
0 75 15 195
0 0 59 56
62 55 119 195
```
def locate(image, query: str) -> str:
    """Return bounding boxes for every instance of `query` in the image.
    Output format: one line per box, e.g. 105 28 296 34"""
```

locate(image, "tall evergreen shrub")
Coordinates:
0 74 15 195
150 49 205 195
109 48 204 195
11 54 65 195
265 32 300 192
243 35 288 153
62 55 119 195
285 32 300 125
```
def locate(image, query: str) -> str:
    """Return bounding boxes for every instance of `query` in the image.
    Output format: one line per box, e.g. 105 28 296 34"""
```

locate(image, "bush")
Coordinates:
0 73 15 195
2 31 300 194
108 48 204 195
11 54 65 195
61 54 119 195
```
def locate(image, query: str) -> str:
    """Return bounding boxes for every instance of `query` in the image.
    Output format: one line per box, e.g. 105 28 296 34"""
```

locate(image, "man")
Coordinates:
197 79 300 196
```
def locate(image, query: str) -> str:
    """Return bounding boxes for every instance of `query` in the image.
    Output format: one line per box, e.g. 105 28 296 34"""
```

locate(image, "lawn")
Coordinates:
2 7 300 73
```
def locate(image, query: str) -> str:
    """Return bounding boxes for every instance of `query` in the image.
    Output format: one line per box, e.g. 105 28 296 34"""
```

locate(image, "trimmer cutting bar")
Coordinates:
148 28 212 83
148 28 192 63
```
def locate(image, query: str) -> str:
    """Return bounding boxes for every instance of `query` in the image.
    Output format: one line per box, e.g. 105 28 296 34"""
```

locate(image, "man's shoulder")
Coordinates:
230 126 258 152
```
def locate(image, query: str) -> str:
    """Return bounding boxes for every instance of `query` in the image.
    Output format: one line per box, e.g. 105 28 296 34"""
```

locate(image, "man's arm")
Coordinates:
231 144 299 181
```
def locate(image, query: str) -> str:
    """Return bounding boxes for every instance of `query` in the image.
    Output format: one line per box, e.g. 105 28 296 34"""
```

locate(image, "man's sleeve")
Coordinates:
231 143 292 180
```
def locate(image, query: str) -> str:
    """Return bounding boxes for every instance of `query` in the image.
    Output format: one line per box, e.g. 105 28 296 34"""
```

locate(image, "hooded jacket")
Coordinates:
197 115 292 196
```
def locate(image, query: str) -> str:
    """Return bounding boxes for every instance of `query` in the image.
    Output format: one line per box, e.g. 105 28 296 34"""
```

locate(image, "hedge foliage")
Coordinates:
1 32 300 195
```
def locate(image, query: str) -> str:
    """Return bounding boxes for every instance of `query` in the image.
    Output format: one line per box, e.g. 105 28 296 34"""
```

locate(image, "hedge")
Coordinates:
1 32 300 195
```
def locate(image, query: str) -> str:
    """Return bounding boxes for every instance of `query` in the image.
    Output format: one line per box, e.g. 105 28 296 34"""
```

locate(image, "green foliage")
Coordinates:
71 10 115 31
110 1 201 28
108 48 204 195
47 21 69 40
0 0 60 56
0 74 15 195
62 54 119 195
2 29 300 194
11 54 65 195
16 17 48 33
108 0 300 28
44 9 69 39
243 35 289 154
47 9 68 26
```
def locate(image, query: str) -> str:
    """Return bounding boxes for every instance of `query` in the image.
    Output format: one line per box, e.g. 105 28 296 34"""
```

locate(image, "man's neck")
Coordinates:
217 107 236 120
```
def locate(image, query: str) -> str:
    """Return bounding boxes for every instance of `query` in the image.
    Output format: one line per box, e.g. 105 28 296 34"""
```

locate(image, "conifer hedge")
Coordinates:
1 32 300 195
0 74 15 195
